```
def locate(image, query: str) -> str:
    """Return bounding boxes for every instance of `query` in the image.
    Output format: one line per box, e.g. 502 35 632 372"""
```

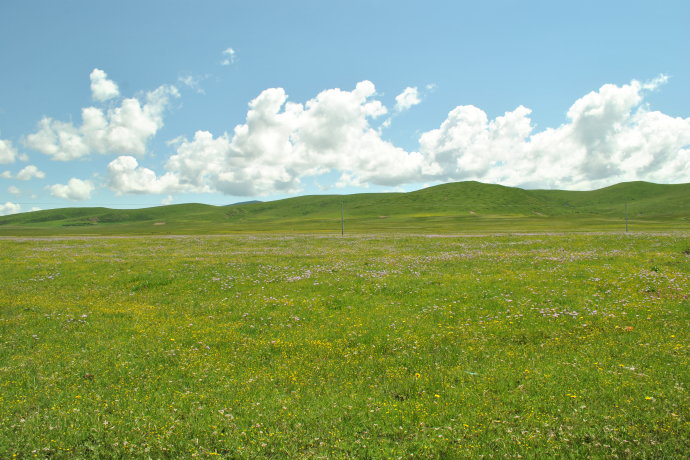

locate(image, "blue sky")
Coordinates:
1 0 689 213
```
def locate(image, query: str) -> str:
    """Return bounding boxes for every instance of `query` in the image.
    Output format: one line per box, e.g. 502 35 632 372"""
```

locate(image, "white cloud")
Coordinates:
25 72 179 161
0 139 17 163
1 170 12 179
107 81 419 196
178 75 207 94
221 47 236 66
418 77 690 189
8 185 20 195
0 201 20 216
157 81 422 195
162 195 173 205
49 178 95 201
418 104 534 182
90 68 120 102
107 76 690 196
16 165 45 180
395 87 421 112
642 74 669 90
107 156 180 195
30 206 41 212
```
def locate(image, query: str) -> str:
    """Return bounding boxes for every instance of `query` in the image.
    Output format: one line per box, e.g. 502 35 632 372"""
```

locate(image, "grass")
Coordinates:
0 181 688 235
1 232 689 458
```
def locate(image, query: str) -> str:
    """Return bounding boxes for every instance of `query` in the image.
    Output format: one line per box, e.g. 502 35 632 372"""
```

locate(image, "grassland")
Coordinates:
0 181 688 235
1 232 689 458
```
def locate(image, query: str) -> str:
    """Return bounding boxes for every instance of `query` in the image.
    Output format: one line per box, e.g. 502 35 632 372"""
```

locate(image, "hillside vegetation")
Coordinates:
1 181 688 235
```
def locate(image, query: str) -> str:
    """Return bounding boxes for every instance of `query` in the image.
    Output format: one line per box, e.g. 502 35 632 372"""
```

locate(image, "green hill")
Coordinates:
1 181 688 235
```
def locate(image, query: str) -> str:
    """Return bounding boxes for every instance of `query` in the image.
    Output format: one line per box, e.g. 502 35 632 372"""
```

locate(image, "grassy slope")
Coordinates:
1 181 688 235
532 182 690 218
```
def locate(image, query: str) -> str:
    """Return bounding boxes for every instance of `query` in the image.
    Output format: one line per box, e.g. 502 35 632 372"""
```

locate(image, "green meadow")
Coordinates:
1 232 688 458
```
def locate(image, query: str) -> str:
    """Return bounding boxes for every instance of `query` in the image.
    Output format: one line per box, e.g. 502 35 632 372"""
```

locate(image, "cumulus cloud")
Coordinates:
49 178 95 201
8 185 20 195
0 201 20 216
16 165 45 180
395 87 421 112
90 68 120 102
221 48 236 66
25 73 179 161
418 76 690 189
0 170 11 179
108 81 428 196
107 156 180 195
107 76 690 196
0 139 18 163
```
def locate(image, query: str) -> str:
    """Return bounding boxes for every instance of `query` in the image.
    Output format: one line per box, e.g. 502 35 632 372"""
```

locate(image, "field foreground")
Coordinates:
1 233 689 458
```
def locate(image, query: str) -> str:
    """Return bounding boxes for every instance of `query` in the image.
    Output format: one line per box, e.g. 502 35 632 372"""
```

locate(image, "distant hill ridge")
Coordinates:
1 181 688 235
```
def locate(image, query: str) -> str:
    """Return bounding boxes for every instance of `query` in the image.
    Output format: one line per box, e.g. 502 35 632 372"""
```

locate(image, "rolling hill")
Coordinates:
1 181 688 235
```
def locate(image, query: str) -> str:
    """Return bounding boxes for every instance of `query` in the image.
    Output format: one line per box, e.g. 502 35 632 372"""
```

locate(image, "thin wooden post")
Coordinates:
625 202 628 232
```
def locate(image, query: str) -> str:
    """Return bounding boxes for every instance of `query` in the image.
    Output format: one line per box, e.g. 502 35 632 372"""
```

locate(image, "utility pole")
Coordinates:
341 201 344 236
625 202 628 232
